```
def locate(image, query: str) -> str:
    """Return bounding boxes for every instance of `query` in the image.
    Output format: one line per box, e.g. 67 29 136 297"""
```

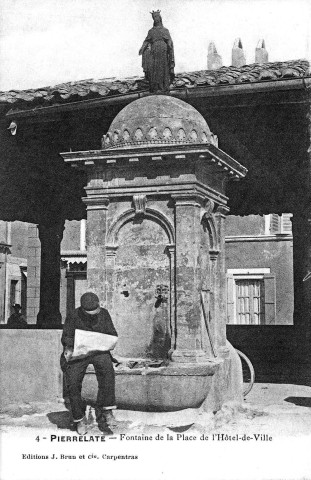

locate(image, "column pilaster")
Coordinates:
36 220 64 328
170 193 208 363
214 204 230 355
83 196 109 304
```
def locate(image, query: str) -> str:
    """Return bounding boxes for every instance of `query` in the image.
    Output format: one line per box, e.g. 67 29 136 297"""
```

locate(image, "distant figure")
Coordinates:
7 304 27 328
139 10 175 93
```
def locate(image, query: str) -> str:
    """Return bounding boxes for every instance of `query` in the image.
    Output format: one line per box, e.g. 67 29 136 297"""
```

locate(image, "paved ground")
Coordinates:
1 382 311 435
1 383 311 480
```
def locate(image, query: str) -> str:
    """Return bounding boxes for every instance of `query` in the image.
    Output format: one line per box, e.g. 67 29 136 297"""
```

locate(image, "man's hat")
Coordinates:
80 292 100 315
13 303 21 310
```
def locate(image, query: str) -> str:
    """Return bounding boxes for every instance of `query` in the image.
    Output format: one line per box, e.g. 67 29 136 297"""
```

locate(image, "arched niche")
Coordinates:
106 208 175 360
106 207 175 246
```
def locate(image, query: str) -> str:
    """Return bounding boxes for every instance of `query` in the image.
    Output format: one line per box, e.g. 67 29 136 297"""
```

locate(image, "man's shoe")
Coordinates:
97 417 113 435
103 410 117 427
75 416 88 435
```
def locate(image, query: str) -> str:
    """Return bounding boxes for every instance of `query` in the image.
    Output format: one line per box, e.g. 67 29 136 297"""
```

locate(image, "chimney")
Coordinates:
207 42 223 70
255 39 268 64
232 38 246 67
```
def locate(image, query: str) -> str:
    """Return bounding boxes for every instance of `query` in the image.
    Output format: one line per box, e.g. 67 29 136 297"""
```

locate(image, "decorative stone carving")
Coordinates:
201 199 215 222
148 127 158 140
210 133 218 147
134 128 144 141
202 132 208 143
123 129 130 141
163 127 172 140
215 204 230 217
190 129 198 141
103 132 111 148
133 194 147 218
177 128 186 141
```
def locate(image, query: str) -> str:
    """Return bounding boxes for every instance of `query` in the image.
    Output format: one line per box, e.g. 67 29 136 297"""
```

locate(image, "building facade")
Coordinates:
226 214 293 326
10 213 293 328
0 221 28 323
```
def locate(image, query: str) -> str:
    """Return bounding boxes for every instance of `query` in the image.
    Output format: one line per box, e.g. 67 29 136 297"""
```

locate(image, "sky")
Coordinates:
0 0 310 91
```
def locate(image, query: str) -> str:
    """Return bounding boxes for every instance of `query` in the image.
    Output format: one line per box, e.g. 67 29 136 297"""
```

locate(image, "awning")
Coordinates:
63 257 87 266
61 251 87 266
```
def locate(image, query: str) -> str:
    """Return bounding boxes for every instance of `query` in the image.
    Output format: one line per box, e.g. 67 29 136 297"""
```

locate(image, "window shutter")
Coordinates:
227 275 235 324
263 275 276 325
281 213 292 234
270 214 280 234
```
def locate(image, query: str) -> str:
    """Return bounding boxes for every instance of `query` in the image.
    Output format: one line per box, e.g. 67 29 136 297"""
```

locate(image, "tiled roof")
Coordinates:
0 59 309 108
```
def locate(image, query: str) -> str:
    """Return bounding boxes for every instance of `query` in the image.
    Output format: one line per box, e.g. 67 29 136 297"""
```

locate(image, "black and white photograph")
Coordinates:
0 1 311 479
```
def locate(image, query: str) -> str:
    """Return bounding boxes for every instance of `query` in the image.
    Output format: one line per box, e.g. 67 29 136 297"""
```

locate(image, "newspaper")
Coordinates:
70 329 118 359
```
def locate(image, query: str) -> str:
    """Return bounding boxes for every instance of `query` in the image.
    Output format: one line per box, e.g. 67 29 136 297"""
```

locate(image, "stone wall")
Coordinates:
0 329 63 408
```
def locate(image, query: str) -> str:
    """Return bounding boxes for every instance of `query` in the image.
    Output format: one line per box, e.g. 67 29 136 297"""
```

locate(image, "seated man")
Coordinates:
61 292 118 435
7 304 27 328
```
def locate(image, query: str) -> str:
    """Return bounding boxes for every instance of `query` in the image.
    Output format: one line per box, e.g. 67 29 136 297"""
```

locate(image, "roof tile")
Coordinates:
0 59 309 108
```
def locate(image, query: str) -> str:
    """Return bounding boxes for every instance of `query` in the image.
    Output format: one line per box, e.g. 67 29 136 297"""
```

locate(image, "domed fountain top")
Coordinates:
102 95 216 150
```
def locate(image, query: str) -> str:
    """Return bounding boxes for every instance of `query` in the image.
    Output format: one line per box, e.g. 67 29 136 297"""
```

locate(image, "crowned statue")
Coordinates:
139 10 175 93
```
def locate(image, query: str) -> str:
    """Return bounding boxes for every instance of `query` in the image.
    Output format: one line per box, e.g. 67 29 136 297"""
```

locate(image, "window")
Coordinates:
267 213 292 234
20 268 27 316
235 278 264 324
10 280 18 307
227 269 276 325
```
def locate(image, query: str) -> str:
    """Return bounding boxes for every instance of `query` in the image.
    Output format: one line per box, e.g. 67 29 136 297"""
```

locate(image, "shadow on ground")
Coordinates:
284 396 311 407
47 411 73 429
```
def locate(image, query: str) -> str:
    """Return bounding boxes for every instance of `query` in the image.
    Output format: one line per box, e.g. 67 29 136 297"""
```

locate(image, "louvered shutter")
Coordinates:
281 213 292 234
227 275 235 324
270 214 280 233
263 275 276 324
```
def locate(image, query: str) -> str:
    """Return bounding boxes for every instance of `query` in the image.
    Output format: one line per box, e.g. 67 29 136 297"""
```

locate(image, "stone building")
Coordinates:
0 221 28 322
226 213 293 327
59 212 294 328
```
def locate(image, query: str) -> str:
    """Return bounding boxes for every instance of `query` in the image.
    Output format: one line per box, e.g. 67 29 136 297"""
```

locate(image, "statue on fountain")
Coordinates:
139 10 175 93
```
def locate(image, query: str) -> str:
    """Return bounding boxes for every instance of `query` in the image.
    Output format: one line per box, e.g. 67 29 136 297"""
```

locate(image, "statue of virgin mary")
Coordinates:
139 11 175 93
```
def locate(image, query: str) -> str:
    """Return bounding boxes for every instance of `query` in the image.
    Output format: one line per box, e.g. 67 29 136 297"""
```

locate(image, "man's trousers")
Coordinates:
64 352 116 421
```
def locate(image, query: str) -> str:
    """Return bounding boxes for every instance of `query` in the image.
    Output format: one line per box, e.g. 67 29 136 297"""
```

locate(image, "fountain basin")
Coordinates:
82 361 220 412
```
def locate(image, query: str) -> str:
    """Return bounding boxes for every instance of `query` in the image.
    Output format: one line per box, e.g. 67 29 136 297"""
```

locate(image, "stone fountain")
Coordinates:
61 94 247 412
